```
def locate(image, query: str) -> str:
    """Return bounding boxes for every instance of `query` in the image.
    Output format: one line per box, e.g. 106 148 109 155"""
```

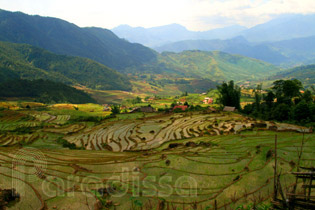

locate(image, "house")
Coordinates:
223 106 236 112
203 97 213 104
130 106 156 113
173 105 188 111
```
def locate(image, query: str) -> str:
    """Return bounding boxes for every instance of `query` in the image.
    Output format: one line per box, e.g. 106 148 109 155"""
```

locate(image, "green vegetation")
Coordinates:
0 79 96 104
0 96 314 209
130 51 281 82
267 64 315 88
242 79 315 126
0 41 132 90
0 9 157 71
156 35 315 68
217 80 241 110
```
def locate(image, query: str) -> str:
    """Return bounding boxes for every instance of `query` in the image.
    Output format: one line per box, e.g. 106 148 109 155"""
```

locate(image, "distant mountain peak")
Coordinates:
112 23 247 47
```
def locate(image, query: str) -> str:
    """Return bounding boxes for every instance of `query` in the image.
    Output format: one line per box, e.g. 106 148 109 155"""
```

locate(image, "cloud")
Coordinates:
184 0 315 30
0 0 314 30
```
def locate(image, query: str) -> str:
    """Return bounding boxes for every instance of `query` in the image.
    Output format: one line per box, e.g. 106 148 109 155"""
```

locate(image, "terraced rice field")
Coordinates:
0 110 314 209
65 113 311 152
0 131 314 210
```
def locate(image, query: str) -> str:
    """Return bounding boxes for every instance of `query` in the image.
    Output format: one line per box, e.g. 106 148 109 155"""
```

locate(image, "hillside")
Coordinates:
0 79 96 104
268 64 315 88
0 9 157 70
0 41 132 90
131 51 282 82
155 36 315 67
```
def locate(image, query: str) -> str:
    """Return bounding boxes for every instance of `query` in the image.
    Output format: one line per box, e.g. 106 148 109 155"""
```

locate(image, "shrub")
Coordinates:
56 137 77 149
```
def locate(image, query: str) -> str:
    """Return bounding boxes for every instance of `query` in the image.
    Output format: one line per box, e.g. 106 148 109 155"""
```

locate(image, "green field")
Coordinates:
0 105 314 210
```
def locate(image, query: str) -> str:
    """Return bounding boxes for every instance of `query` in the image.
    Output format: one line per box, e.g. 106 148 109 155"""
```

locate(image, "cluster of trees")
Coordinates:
217 79 314 125
217 80 241 110
242 79 315 125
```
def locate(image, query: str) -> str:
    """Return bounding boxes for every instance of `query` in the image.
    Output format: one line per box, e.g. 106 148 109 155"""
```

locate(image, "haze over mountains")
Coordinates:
113 14 315 48
0 8 314 93
114 14 315 68
112 24 247 47
156 36 315 67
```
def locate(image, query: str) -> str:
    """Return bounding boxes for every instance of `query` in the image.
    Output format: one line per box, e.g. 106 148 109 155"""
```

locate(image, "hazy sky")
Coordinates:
1 0 315 31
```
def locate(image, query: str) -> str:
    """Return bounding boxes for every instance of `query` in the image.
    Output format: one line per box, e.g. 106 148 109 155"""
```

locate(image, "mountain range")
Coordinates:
113 14 315 48
0 8 313 94
267 64 315 88
240 14 315 42
112 24 247 48
127 51 281 82
155 35 315 67
0 9 157 71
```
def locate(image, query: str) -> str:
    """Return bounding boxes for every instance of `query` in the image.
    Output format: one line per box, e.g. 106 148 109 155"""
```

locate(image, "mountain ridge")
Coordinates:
0 41 132 90
155 35 315 67
126 50 282 82
112 24 247 47
0 9 157 71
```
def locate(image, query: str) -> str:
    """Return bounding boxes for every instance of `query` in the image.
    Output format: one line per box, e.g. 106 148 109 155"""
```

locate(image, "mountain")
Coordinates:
241 14 315 42
0 79 96 104
128 51 281 82
0 66 19 83
112 24 247 47
0 9 157 71
269 36 315 66
155 35 315 67
0 41 132 90
113 14 315 48
268 64 315 88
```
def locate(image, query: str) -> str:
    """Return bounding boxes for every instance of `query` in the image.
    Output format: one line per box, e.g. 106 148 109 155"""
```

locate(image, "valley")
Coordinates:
0 5 314 210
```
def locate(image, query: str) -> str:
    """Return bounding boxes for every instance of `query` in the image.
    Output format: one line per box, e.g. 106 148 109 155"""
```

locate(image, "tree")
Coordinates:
292 100 311 123
301 90 313 103
272 79 302 104
264 90 275 109
272 103 291 121
217 80 240 110
254 84 262 112
111 105 120 115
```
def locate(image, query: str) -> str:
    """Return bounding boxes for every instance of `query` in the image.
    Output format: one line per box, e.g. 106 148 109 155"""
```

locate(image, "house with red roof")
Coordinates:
173 105 188 111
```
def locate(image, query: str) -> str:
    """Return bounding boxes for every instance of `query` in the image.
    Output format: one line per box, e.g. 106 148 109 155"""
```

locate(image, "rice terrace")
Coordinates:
0 102 314 210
